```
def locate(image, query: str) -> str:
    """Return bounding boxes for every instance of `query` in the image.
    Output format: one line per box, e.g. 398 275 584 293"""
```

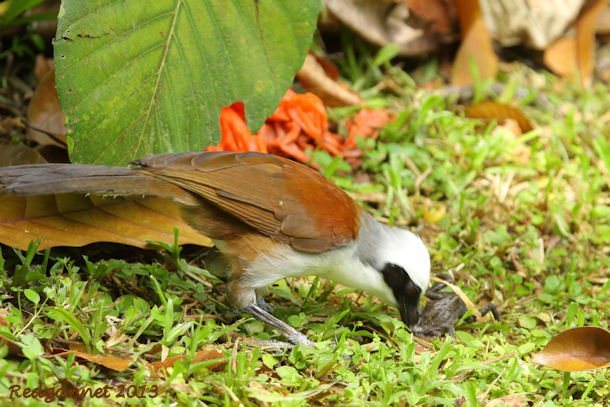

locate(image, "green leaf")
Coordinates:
518 315 537 330
47 307 92 346
262 354 279 369
23 288 40 305
275 365 302 386
373 43 399 66
55 0 321 165
20 333 45 360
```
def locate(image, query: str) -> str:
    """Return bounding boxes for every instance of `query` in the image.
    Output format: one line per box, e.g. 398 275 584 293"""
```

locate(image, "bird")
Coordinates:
0 151 431 345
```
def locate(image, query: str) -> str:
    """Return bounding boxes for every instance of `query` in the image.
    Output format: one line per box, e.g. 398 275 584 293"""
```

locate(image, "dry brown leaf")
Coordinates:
495 118 523 137
451 0 498 85
324 0 438 56
465 101 534 133
532 326 610 371
455 0 479 37
576 0 608 87
309 52 340 81
406 0 456 35
596 3 610 34
480 0 584 49
0 118 25 136
26 56 67 148
546 0 609 85
0 148 211 250
149 347 225 371
544 37 578 77
296 53 362 107
0 194 212 250
73 351 132 372
0 145 48 166
485 394 529 407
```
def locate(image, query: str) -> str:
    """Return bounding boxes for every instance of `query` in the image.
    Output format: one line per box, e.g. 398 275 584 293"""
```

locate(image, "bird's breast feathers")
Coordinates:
241 241 396 305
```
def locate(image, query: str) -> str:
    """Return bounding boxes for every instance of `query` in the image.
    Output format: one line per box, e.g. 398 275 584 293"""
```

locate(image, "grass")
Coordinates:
1 56 610 405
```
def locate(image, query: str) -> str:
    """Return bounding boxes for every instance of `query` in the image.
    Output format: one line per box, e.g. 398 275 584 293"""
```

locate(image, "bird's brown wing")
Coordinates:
135 152 360 253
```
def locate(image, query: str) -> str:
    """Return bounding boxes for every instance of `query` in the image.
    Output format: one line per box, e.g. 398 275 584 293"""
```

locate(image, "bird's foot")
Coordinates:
243 303 314 347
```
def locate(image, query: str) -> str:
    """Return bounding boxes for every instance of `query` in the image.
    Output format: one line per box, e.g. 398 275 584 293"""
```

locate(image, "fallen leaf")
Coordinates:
74 351 132 372
465 101 534 133
296 53 362 107
595 3 610 34
0 147 212 250
324 0 438 56
406 0 456 35
532 326 610 371
480 0 584 49
0 118 25 136
0 145 48 166
494 118 523 137
26 56 67 148
576 0 608 87
0 194 212 250
544 37 578 77
545 0 608 85
149 347 225 371
451 0 498 85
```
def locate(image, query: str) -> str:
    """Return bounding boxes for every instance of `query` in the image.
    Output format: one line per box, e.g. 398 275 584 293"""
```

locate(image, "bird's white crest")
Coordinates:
356 214 431 293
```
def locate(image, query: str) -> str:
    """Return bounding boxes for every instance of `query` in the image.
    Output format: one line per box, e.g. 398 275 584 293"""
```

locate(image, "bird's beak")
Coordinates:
398 296 420 327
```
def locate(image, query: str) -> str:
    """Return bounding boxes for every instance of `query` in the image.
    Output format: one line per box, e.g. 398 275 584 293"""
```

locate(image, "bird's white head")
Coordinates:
358 215 431 326
376 227 431 292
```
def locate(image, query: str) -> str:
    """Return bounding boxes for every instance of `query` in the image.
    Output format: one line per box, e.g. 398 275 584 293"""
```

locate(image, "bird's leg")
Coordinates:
255 288 274 313
255 296 275 313
227 278 313 346
243 303 314 346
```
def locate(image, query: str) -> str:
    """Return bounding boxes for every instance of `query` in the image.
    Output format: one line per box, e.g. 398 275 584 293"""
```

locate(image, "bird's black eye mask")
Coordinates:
380 263 422 326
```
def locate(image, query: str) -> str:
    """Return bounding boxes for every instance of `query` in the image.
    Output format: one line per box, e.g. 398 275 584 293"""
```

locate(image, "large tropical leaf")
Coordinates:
55 0 321 165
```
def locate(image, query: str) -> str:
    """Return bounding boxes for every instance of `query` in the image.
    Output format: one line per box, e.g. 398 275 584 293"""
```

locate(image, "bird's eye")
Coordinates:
380 263 419 297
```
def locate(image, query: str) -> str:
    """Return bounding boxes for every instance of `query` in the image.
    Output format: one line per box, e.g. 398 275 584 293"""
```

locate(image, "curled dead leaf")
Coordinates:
544 0 607 86
465 101 534 133
324 0 438 56
296 53 361 107
149 347 225 371
0 145 48 167
575 0 608 87
73 351 132 372
26 56 67 148
544 37 578 77
532 326 610 371
451 0 498 85
405 0 456 35
0 118 25 136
